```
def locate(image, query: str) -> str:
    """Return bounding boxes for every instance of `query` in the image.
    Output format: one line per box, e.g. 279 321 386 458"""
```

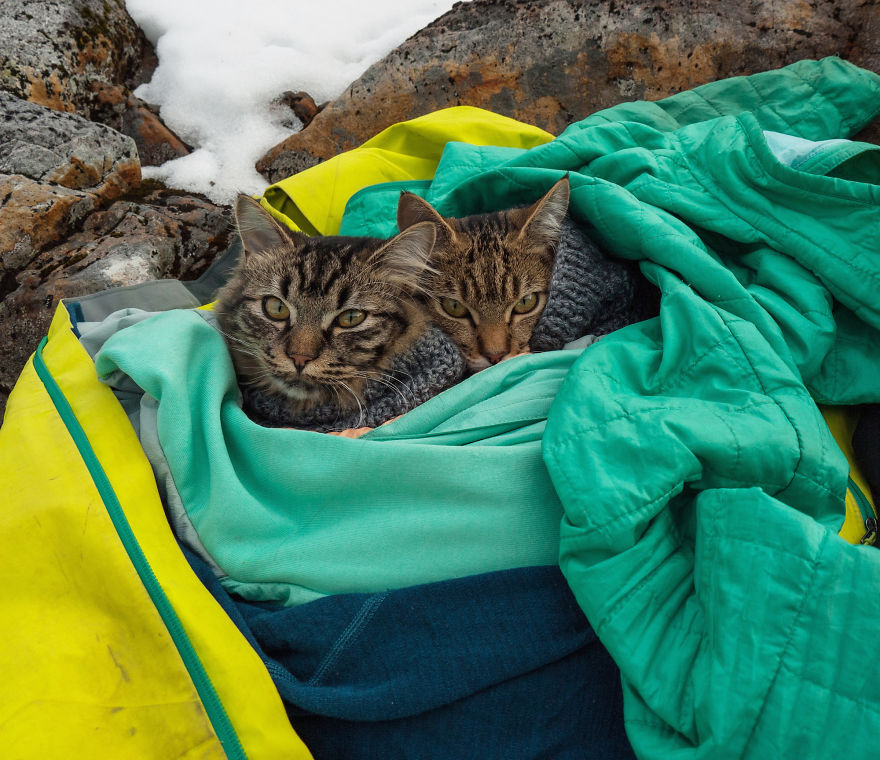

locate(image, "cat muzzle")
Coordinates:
289 353 316 371
484 351 506 365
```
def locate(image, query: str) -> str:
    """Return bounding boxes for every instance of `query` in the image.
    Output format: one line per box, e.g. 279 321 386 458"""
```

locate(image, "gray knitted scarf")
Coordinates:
530 216 656 351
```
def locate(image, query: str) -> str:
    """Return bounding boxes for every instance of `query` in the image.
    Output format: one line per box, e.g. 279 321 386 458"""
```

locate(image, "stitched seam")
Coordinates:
570 332 744 398
307 593 388 686
745 76 802 137
550 395 775 441
597 544 701 635
724 318 841 500
549 392 800 535
787 63 880 137
778 658 880 716
552 442 685 535
740 530 831 751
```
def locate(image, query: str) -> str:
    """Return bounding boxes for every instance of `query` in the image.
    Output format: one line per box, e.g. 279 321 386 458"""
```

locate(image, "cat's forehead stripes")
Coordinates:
431 216 546 308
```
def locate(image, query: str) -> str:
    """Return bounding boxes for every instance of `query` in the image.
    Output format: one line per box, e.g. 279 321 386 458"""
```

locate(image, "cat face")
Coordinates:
397 178 569 372
215 195 436 412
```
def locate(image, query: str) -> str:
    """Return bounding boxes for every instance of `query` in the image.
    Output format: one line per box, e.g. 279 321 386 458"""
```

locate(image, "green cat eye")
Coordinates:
336 309 366 328
512 292 539 314
441 297 469 318
262 296 290 320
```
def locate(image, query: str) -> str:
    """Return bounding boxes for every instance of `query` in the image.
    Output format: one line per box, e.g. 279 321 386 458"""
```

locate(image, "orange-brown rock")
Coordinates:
257 0 880 183
0 92 199 417
0 184 231 417
0 92 141 272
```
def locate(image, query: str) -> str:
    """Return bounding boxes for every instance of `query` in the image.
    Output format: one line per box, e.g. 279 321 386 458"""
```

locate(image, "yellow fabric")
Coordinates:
262 105 554 235
0 304 311 759
821 405 877 544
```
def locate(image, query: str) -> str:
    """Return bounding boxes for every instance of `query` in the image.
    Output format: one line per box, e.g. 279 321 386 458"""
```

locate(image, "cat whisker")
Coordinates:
350 368 415 399
346 370 415 410
334 379 366 429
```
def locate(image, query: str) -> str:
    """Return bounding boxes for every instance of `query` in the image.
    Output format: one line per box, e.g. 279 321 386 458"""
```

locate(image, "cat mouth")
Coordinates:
467 356 493 372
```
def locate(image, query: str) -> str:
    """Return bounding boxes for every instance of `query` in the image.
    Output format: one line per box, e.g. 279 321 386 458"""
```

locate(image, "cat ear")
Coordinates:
370 221 438 288
235 194 301 258
511 177 570 249
397 192 456 243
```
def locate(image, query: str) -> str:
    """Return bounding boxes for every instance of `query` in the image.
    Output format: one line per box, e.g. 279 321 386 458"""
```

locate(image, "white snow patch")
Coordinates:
125 0 462 205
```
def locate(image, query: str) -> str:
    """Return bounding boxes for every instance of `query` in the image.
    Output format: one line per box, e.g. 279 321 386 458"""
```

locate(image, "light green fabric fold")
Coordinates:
96 310 571 606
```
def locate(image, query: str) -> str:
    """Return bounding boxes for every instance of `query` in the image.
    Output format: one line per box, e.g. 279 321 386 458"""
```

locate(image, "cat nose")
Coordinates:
484 351 506 365
289 353 316 371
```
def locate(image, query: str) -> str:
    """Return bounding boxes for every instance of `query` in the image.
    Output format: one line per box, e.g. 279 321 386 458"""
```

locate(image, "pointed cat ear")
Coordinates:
510 177 570 249
397 192 456 243
235 194 301 258
370 221 438 288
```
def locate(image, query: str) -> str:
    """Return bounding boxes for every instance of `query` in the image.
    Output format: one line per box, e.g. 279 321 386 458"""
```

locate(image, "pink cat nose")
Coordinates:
290 353 315 371
485 351 506 365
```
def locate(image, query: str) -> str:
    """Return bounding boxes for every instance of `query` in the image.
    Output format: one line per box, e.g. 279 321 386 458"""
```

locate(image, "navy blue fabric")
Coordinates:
181 546 633 760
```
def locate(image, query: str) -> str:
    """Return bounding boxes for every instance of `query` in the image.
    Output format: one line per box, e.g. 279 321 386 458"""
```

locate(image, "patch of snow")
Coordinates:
125 0 461 205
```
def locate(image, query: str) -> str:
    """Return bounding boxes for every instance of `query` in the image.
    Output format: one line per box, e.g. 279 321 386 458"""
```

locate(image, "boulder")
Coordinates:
0 183 231 417
0 94 228 419
0 0 189 165
258 0 880 183
0 92 141 275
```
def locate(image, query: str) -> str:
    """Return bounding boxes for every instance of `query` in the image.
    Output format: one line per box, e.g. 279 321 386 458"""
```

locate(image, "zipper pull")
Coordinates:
860 517 878 546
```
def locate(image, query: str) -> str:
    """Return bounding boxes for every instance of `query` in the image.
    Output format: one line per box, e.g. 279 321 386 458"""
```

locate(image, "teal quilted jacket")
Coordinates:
343 57 880 758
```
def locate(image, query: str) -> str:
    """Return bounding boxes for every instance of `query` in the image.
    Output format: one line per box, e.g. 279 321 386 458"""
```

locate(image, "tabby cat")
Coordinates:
214 194 440 419
397 178 570 372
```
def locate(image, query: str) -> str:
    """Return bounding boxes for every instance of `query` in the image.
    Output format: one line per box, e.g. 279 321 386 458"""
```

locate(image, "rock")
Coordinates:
119 95 192 166
0 93 228 419
0 184 231 416
257 0 880 183
0 0 155 117
274 91 325 128
0 0 189 166
0 92 140 276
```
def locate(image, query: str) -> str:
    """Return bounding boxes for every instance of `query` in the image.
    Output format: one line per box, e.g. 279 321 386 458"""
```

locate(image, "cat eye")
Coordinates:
512 292 539 314
336 309 366 328
440 297 469 318
262 296 290 320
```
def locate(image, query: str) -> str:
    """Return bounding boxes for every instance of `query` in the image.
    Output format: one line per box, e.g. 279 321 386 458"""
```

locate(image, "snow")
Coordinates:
124 0 461 205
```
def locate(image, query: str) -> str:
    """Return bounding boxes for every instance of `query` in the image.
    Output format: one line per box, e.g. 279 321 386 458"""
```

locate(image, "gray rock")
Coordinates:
0 0 189 166
0 91 139 189
258 0 880 183
0 0 155 117
0 92 140 276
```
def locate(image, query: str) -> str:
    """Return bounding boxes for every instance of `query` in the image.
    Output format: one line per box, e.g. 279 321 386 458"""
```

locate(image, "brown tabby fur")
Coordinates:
214 195 437 414
397 178 570 372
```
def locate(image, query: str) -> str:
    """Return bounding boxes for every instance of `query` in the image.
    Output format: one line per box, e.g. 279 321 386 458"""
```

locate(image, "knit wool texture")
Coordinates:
242 326 466 432
530 217 653 352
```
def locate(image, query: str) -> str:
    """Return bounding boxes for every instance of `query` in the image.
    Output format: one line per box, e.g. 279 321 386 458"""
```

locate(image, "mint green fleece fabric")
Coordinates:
338 57 880 759
96 309 572 606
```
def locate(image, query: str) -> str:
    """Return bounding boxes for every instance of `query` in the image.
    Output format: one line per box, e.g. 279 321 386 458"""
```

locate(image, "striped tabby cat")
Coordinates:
397 178 570 372
215 195 440 420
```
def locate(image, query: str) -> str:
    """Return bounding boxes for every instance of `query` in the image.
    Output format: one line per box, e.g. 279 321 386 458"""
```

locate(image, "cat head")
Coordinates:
397 177 569 372
215 195 437 412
